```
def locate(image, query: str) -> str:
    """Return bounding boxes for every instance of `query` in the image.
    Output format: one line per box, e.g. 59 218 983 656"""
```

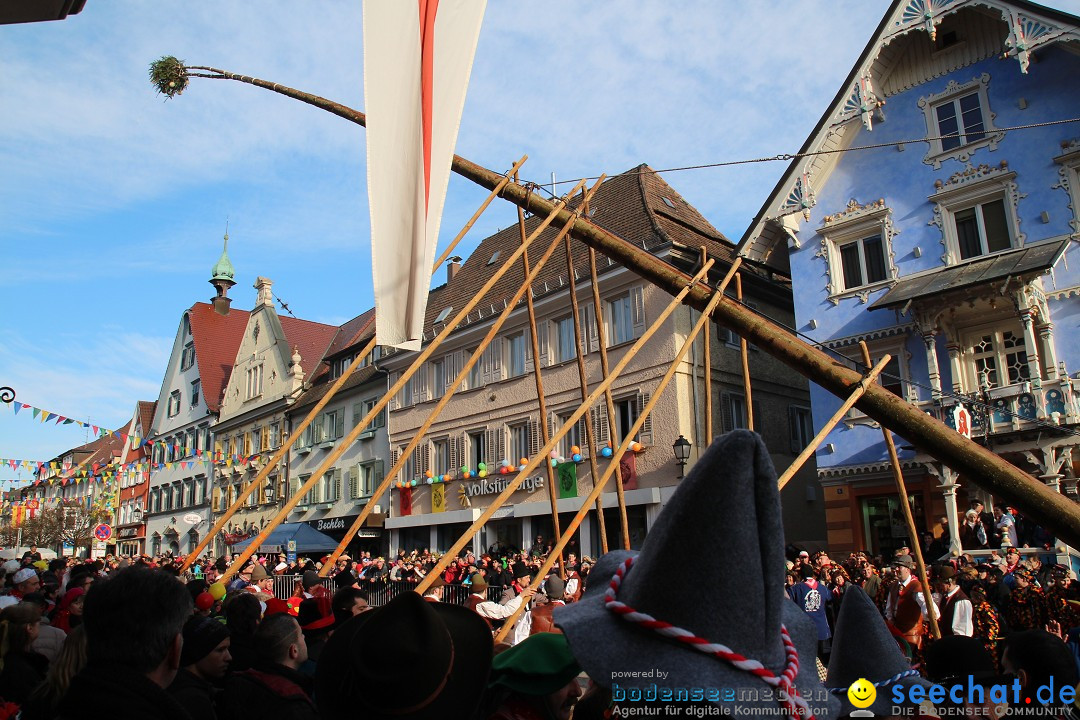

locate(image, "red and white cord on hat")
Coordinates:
604 556 811 719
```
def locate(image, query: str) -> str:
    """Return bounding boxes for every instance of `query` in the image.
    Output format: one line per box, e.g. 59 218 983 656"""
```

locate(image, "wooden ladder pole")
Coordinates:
587 248 630 551
563 235 608 554
736 272 753 431
777 354 891 491
494 257 739 642
515 172 565 578
222 178 586 583
415 258 716 596
702 247 713 444
859 341 941 640
314 178 598 576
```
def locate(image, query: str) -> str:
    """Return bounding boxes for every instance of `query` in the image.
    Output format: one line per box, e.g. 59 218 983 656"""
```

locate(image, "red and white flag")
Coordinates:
364 0 487 350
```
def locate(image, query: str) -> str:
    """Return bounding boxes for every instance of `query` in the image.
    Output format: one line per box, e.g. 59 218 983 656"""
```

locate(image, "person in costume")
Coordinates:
484 632 582 720
1004 566 1050 632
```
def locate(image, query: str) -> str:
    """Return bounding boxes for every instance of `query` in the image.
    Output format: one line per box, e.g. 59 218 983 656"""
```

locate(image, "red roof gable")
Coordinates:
278 315 339 379
187 303 251 414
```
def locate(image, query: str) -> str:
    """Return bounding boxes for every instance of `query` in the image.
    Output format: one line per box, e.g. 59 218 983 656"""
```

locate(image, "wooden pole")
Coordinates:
859 341 941 640
414 258 715 596
222 179 587 583
178 332 375 573
493 258 738 642
432 156 527 272
167 84 1080 547
776 355 891 491
317 178 602 576
182 159 522 574
702 248 713 444
587 247 631 551
515 173 565 578
736 273 753 431
563 235 608 554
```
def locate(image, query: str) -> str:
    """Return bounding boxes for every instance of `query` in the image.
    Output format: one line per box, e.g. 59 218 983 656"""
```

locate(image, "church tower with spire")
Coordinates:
209 229 236 316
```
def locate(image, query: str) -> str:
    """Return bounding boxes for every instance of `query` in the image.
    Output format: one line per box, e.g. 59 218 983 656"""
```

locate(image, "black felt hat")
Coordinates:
554 430 838 718
315 591 493 720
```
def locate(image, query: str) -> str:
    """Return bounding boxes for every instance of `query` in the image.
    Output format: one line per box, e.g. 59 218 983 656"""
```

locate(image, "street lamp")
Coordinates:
265 479 275 504
672 435 691 479
132 506 144 523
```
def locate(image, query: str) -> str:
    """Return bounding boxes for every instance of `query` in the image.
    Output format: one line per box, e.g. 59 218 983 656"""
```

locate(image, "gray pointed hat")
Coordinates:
554 430 838 719
825 585 933 716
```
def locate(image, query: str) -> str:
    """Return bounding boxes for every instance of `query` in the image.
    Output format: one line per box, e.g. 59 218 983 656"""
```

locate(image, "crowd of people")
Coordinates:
0 434 1078 719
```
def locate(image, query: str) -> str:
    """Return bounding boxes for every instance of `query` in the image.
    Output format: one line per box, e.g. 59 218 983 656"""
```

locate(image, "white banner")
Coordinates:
364 0 487 350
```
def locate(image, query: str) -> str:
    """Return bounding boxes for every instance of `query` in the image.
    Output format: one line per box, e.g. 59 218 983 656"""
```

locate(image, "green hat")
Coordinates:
489 633 581 696
469 573 488 591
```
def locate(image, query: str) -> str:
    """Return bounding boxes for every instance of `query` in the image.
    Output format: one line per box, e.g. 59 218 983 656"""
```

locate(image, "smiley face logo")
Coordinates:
847 678 876 709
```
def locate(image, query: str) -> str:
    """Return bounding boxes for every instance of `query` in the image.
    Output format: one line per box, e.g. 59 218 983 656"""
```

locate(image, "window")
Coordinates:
197 425 209 454
297 475 311 506
432 359 446 399
789 406 813 452
467 349 484 390
399 374 415 408
507 332 527 378
509 424 530 464
190 379 201 408
352 461 383 499
608 293 635 346
819 199 896 299
354 398 385 439
435 306 453 324
554 316 577 363
181 342 196 371
321 469 340 504
167 391 181 417
614 397 640 444
1053 142 1080 234
183 314 191 337
269 422 281 448
838 235 888 290
246 365 264 399
727 393 749 431
468 431 487 469
399 447 416 484
316 410 344 444
433 438 451 475
556 411 581 458
965 325 1031 390
953 199 1011 260
919 74 1003 168
935 91 985 152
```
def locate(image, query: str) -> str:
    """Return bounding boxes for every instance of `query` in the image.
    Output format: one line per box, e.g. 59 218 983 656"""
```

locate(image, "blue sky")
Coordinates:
3 1 1079 489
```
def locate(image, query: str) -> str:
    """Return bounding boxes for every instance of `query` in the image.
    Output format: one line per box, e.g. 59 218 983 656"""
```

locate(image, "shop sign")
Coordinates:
465 475 544 498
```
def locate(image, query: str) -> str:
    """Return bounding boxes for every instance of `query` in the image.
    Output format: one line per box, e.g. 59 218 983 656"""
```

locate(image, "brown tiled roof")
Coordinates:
278 315 340 379
136 401 156 436
323 309 376 360
414 164 737 342
187 302 251 414
60 424 127 478
289 364 383 414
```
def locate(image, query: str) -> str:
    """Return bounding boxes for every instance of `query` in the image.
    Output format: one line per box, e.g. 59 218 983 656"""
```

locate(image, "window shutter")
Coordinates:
335 411 344 439
488 342 502 382
752 401 762 432
721 392 733 433
788 407 800 453
445 353 458 392
576 415 590 453
593 404 610 446
638 392 653 444
414 366 428 404
631 286 646 339
449 435 460 473
578 303 592 354
524 333 535 373
529 417 541 458
352 402 362 428
329 469 340 502
390 448 400 481
373 460 384 495
349 466 360 499
389 372 400 410
290 476 301 500
538 320 550 367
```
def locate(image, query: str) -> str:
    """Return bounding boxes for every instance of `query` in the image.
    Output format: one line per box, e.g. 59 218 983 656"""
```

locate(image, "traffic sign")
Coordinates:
93 523 113 541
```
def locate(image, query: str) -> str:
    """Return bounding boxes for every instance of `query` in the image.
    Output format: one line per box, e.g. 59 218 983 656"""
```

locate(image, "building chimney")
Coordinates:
254 277 273 308
447 256 462 283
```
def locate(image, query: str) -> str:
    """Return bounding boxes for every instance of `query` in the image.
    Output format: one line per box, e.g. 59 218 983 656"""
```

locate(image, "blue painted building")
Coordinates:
738 0 1080 557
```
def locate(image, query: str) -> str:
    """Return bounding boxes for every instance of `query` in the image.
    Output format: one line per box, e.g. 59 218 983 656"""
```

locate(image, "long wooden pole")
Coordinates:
317 178 601 576
776 355 891 491
173 73 1080 547
702 248 713 444
587 247 631 551
221 181 586 583
859 342 941 640
415 259 715 596
563 235 608 554
181 160 523 574
736 273 754 431
515 175 565 577
493 258 739 642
